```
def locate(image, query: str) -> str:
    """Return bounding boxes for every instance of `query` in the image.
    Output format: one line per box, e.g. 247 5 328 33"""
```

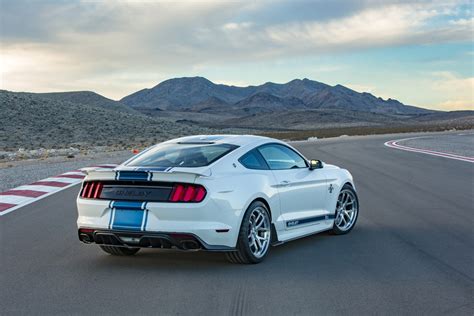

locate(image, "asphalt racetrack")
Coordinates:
1 132 473 315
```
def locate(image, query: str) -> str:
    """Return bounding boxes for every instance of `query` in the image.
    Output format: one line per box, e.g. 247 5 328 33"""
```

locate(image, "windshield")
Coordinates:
126 143 238 168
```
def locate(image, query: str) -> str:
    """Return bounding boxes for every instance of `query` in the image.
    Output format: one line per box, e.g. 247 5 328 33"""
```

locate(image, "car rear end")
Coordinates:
76 139 243 252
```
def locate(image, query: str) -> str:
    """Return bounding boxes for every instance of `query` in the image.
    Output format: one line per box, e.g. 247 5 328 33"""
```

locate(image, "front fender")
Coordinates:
325 168 355 215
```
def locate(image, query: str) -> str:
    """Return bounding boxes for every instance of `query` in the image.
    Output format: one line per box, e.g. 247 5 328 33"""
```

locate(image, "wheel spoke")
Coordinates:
341 214 347 225
255 237 262 250
343 193 349 204
255 216 264 229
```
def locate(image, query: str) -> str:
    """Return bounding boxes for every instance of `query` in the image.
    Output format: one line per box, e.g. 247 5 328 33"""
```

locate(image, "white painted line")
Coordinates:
41 177 82 184
14 185 62 193
384 137 474 163
0 195 36 204
61 171 86 176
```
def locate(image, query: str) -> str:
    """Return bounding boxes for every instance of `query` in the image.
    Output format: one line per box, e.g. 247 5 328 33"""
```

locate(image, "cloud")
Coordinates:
437 100 473 110
0 0 473 104
429 72 473 110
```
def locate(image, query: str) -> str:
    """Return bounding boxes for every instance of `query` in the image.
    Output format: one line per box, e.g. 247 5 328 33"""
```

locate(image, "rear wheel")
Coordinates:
226 201 271 264
332 184 359 235
99 245 140 256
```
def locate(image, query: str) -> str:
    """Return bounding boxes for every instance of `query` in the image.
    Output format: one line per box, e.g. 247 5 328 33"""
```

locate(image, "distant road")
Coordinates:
1 131 473 315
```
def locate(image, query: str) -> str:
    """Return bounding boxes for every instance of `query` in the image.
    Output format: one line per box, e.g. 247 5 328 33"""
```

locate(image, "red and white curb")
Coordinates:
384 137 474 163
0 164 117 216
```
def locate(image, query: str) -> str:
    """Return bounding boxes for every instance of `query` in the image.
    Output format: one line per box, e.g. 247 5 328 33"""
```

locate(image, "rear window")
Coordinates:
126 143 238 168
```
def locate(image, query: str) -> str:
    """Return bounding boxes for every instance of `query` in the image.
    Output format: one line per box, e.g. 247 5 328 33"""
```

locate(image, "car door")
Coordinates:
257 144 328 230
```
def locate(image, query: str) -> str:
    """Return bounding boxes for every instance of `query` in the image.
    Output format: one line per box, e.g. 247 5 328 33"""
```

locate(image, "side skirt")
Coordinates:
271 226 334 246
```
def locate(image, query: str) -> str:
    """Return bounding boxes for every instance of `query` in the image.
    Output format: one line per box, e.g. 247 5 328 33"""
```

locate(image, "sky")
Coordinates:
0 0 473 110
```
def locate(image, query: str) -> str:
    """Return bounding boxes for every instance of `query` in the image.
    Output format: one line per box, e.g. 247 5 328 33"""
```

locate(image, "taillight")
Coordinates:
80 181 103 199
169 184 206 203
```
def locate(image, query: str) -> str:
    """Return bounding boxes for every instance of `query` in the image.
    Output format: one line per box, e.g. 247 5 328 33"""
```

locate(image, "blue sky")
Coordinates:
1 0 472 110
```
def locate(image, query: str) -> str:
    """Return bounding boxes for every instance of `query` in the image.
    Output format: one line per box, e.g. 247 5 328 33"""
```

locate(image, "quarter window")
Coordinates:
239 149 269 170
258 144 307 170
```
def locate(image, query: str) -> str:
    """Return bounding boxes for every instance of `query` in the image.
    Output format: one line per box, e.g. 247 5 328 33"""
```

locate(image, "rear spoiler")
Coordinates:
82 166 212 181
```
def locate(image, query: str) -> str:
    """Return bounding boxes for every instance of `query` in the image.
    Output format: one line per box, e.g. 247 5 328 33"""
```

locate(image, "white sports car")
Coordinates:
77 135 359 263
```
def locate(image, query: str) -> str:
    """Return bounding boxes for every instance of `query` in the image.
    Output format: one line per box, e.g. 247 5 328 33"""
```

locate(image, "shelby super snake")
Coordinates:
77 135 359 264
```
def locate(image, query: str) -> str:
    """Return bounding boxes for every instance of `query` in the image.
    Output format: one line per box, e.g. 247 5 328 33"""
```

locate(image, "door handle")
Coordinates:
280 180 291 186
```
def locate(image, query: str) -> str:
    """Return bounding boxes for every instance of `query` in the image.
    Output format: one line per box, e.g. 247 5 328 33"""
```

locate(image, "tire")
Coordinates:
225 201 272 264
99 245 140 256
332 184 359 235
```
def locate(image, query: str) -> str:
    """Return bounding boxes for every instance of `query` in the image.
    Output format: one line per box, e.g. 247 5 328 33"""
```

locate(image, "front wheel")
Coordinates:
226 201 272 264
99 245 140 256
332 184 359 235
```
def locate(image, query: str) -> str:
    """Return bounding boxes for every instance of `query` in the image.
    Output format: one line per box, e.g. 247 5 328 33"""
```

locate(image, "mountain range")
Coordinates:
118 77 473 131
1 77 472 150
121 77 430 116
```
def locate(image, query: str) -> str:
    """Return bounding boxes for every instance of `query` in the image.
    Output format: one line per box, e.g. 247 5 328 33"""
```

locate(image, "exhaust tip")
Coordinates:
79 233 93 244
180 240 200 250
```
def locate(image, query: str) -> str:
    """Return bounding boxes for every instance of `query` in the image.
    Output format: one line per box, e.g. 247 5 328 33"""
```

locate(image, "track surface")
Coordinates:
1 132 473 315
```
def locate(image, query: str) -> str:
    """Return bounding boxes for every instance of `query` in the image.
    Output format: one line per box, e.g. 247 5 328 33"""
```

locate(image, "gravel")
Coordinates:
399 132 474 157
0 151 132 192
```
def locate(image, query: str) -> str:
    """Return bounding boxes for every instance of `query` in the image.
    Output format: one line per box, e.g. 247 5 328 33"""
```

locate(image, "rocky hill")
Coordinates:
36 91 138 114
0 90 213 151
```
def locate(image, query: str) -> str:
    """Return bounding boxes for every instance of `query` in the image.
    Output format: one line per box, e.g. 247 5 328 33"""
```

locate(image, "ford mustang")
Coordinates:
77 135 359 263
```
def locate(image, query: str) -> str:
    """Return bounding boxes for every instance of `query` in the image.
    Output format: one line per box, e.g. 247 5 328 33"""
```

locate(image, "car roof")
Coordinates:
166 135 277 147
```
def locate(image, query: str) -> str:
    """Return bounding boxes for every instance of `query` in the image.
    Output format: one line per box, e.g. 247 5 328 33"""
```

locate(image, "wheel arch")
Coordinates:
250 197 272 221
342 181 354 189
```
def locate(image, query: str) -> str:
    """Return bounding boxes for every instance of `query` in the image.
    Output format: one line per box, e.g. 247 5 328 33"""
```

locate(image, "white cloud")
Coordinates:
437 100 473 110
222 22 253 31
263 3 470 53
430 72 473 110
0 0 472 106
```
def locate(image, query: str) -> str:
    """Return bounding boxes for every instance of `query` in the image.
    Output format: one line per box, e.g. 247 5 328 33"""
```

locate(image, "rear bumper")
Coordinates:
78 228 234 251
77 195 241 248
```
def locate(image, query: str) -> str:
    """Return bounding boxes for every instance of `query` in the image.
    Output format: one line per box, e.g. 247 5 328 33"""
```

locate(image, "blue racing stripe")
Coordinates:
108 200 148 231
112 200 144 209
286 214 335 228
116 171 150 181
112 209 144 231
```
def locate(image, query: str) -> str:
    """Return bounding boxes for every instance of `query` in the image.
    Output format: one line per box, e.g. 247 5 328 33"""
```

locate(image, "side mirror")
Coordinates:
309 159 323 170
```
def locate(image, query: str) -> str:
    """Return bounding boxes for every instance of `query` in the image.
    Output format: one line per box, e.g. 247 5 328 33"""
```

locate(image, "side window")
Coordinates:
258 144 307 170
239 149 269 170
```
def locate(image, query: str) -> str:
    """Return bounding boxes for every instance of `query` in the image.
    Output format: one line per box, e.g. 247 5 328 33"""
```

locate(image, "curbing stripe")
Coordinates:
0 190 47 198
385 137 474 163
0 164 118 216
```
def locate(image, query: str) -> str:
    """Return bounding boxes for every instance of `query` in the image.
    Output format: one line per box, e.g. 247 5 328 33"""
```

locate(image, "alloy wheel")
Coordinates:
247 206 271 258
335 189 358 231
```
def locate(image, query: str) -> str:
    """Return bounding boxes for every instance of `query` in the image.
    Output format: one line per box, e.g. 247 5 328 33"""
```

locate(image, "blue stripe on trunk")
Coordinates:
116 171 150 181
